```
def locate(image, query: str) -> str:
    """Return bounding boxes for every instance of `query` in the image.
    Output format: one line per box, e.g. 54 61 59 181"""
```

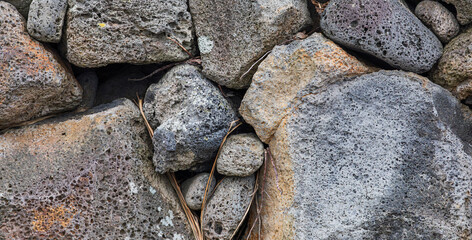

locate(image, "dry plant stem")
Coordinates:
230 173 259 240
134 96 203 240
167 36 193 57
268 148 283 195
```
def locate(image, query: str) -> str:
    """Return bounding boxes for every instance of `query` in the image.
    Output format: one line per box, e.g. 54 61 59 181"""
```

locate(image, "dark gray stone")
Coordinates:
415 0 459 43
321 0 443 73
0 99 193 239
202 175 255 240
76 71 98 112
143 64 238 173
189 0 312 89
27 0 67 43
442 0 472 25
248 70 472 239
4 0 32 17
181 173 216 210
64 0 195 67
217 133 264 177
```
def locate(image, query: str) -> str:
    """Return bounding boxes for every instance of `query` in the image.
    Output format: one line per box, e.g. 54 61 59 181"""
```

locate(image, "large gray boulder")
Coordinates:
27 0 67 43
321 0 443 73
64 0 195 67
188 0 312 89
0 99 193 239
143 64 238 173
0 1 82 129
246 71 472 239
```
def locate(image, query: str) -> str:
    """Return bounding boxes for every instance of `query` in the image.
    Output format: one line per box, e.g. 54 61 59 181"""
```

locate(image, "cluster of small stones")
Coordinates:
2 0 472 239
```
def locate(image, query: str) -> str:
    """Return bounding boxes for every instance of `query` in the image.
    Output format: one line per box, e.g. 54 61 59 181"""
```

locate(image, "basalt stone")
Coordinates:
27 0 67 43
64 0 195 67
217 133 265 177
415 0 459 43
240 33 373 142
247 71 472 239
0 1 82 129
321 0 443 73
432 28 472 100
442 0 472 25
3 0 32 17
189 0 312 89
143 64 238 173
181 173 216 211
203 175 255 240
0 99 193 239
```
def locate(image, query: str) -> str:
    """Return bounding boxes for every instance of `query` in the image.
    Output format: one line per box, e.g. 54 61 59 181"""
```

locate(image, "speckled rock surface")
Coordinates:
189 0 312 89
0 2 82 129
3 0 32 17
76 71 98 112
64 0 195 67
240 33 373 142
248 71 472 239
181 173 216 210
415 0 459 43
27 0 67 43
143 64 238 173
0 99 193 239
442 0 472 25
321 0 442 73
432 28 472 101
203 175 255 240
217 133 264 177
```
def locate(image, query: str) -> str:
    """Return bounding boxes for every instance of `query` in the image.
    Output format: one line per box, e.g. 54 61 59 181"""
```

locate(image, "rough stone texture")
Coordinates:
0 2 82 129
143 64 238 173
3 0 32 17
76 71 98 112
0 99 193 239
321 0 443 73
415 0 459 43
27 0 67 43
203 175 255 240
247 70 472 239
181 173 216 210
432 28 472 101
442 0 472 25
240 33 373 142
189 0 312 89
217 133 264 177
64 0 195 68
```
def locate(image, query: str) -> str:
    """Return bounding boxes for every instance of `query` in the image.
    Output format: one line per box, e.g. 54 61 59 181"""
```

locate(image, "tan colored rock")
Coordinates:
239 33 373 143
0 1 82 129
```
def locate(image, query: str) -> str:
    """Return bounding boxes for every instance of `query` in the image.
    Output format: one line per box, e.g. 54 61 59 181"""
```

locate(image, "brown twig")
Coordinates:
167 36 193 57
267 148 283 196
128 57 201 82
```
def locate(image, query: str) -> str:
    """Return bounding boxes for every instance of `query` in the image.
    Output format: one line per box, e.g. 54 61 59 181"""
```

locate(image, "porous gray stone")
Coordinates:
321 0 443 73
442 0 472 25
203 175 255 240
64 0 195 67
181 173 216 211
143 64 238 173
27 0 67 43
415 0 459 43
76 71 98 112
3 0 32 17
189 0 312 89
0 1 82 129
217 133 264 177
0 99 193 239
247 70 472 239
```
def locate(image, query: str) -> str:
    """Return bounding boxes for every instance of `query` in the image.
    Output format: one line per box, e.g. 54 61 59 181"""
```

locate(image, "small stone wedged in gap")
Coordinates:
415 0 459 43
27 0 67 43
181 173 216 210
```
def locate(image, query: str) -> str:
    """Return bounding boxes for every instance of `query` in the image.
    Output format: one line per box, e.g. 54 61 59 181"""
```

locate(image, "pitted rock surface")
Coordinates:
321 0 442 73
0 99 193 239
442 0 472 25
143 64 238 173
189 0 312 89
247 71 472 239
0 1 82 129
181 173 216 210
217 133 264 177
3 0 32 17
415 0 459 43
64 0 195 67
27 0 67 43
240 33 373 142
203 175 255 240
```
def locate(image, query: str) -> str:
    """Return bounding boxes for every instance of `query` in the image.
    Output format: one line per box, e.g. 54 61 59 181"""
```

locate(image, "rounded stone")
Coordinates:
181 173 216 210
415 0 459 43
27 0 67 43
217 133 264 177
442 0 472 25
